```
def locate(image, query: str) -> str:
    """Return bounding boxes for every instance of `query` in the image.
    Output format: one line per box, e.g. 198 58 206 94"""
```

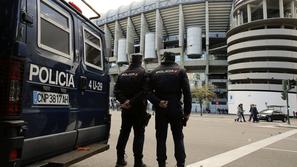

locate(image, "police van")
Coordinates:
0 0 110 166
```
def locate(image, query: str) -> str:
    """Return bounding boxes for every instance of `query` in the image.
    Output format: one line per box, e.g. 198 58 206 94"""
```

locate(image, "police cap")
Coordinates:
130 53 143 65
162 52 175 62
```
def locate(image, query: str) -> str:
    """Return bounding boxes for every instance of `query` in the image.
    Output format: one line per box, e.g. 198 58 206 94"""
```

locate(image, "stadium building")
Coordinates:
96 0 297 114
228 0 297 115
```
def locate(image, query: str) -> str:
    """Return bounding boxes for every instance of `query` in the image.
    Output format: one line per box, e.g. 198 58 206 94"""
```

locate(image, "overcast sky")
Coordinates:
65 0 142 18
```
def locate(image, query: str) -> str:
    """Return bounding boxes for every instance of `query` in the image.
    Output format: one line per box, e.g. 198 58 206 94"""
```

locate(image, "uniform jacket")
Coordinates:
114 64 148 114
149 62 192 118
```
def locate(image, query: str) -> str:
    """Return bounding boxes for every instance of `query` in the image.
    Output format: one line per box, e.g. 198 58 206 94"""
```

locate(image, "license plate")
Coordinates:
33 91 69 105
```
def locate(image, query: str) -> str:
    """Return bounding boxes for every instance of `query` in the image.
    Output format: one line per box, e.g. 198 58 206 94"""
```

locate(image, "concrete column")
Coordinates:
292 0 296 18
233 16 237 27
240 10 244 24
237 11 241 26
126 17 135 62
205 0 209 85
104 24 112 58
263 0 268 19
114 21 123 59
140 13 149 55
155 9 164 64
114 21 123 73
280 0 284 18
179 4 185 68
247 3 252 22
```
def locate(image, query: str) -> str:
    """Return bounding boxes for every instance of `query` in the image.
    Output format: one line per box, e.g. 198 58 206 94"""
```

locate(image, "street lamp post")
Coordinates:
286 82 290 125
282 79 297 125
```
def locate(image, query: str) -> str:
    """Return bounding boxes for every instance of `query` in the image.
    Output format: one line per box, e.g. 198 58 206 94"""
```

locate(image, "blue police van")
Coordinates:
0 0 111 166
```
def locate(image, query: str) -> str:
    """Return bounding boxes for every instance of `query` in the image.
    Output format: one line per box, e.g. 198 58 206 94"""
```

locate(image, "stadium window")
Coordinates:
267 0 280 18
240 5 248 24
295 0 297 18
284 0 292 17
251 0 264 21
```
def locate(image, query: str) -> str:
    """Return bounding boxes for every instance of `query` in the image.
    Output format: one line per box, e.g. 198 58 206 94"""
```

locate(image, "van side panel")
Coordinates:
75 20 110 146
23 0 77 138
2 0 111 165
19 0 110 164
20 0 79 164
21 131 77 164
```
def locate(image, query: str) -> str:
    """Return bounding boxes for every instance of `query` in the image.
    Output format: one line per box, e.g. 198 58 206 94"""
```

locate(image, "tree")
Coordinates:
192 84 216 116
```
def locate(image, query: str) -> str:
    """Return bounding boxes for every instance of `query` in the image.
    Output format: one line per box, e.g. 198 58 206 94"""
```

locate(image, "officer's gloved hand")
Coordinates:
182 114 190 127
159 100 168 109
121 100 131 109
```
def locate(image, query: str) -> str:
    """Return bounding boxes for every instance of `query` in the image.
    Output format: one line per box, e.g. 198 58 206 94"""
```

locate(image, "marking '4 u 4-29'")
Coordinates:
89 80 103 91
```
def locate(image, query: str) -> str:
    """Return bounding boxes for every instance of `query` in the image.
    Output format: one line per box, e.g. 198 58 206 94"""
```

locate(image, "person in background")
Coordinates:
148 52 192 167
252 104 259 122
114 54 148 167
240 104 246 122
235 104 245 122
248 104 254 122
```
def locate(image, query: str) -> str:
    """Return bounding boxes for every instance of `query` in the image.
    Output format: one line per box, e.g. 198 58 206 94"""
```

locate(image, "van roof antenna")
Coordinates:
81 0 101 20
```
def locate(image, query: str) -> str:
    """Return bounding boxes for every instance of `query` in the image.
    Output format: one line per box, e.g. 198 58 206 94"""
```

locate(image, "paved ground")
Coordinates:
71 111 297 167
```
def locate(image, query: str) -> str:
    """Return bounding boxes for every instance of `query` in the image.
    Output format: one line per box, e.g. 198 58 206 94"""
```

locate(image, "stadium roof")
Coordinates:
96 0 233 26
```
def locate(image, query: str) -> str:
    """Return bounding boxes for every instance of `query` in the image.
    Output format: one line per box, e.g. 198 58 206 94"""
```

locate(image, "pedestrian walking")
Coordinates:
248 104 254 122
114 54 148 167
252 104 259 122
235 104 245 122
148 52 192 167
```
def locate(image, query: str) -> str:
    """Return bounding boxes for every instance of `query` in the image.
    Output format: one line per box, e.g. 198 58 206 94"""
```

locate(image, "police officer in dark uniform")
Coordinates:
114 53 148 167
148 52 192 167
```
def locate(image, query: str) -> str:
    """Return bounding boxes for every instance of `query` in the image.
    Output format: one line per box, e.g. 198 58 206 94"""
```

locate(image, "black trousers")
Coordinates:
155 114 186 166
248 113 253 121
240 112 246 122
116 111 145 160
253 113 259 122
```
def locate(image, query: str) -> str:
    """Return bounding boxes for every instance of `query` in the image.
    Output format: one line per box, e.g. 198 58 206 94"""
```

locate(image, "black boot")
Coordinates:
158 161 166 167
116 158 127 167
177 164 185 167
134 159 146 167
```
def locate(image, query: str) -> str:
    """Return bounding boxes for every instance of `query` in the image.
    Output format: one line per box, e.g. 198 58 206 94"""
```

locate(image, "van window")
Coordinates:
83 28 103 70
38 0 73 59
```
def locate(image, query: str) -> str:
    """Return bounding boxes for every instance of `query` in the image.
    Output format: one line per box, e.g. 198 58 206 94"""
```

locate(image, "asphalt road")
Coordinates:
71 111 297 167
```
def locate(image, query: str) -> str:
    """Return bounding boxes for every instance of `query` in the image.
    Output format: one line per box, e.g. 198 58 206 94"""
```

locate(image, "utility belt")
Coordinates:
155 94 181 101
156 92 180 97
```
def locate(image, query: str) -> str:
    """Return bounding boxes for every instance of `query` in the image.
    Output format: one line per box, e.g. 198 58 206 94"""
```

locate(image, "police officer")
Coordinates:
148 52 192 167
114 54 148 167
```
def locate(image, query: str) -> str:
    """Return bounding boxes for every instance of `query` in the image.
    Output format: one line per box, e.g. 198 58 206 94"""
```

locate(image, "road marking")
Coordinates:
255 125 278 129
187 129 297 167
285 138 297 142
263 147 297 154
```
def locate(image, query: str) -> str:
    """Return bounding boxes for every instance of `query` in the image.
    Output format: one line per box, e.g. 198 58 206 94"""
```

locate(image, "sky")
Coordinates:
65 0 142 18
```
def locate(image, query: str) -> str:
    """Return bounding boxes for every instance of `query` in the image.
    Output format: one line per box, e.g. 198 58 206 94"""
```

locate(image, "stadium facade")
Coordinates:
96 0 297 115
228 0 297 115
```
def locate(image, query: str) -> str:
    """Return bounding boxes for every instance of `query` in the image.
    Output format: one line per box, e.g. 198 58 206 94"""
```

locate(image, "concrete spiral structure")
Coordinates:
227 0 297 115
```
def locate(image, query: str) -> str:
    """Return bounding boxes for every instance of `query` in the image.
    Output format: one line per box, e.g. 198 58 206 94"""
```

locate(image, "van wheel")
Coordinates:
267 117 273 122
282 117 287 122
